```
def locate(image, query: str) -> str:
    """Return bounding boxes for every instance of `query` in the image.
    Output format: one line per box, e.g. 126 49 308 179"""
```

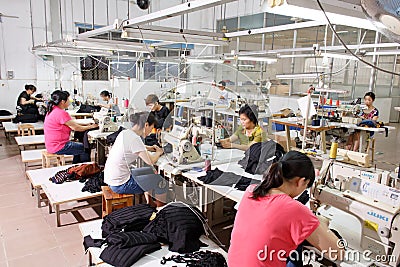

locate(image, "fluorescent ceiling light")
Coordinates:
226 56 277 63
186 58 225 64
322 52 359 60
121 28 227 46
262 0 376 30
365 50 400 56
73 38 153 53
109 61 131 65
238 64 255 68
32 46 113 57
278 53 316 58
276 73 322 79
314 88 348 94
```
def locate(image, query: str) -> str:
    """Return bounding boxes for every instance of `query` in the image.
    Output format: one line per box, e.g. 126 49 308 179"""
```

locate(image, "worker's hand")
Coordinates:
220 139 232 148
154 145 163 155
90 123 98 129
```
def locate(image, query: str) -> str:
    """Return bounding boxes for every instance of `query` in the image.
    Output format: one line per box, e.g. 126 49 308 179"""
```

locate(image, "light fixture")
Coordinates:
121 26 228 46
32 46 113 57
109 61 131 65
321 52 359 60
186 58 225 64
262 0 377 30
276 73 322 79
278 53 316 58
238 64 255 68
365 50 400 56
73 38 154 53
226 55 277 63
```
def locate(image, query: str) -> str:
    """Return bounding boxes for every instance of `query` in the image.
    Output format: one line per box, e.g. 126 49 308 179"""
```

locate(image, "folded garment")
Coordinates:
102 204 156 238
143 203 206 253
83 235 104 251
199 168 259 191
105 231 158 249
100 243 161 267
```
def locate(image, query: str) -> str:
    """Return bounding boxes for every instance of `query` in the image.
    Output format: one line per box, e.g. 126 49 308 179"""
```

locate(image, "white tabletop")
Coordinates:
79 219 227 267
88 129 114 139
0 114 16 121
328 121 396 132
42 180 102 205
26 164 76 188
74 118 95 125
21 149 73 163
15 135 45 146
157 148 245 173
182 162 262 203
3 121 44 133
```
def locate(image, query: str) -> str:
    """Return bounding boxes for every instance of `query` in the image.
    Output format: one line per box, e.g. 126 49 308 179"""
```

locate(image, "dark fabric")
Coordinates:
81 172 106 193
106 126 125 145
17 91 38 115
100 243 161 267
152 105 171 130
49 168 72 184
160 250 227 267
105 231 158 249
143 203 206 253
83 235 104 250
0 110 12 116
144 133 159 146
12 113 38 123
101 204 156 238
67 163 101 178
198 168 259 191
17 91 30 106
77 104 101 113
238 140 286 175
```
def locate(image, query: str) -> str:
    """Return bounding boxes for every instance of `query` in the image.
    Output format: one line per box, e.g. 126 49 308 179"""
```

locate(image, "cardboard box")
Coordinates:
273 132 296 150
270 85 290 95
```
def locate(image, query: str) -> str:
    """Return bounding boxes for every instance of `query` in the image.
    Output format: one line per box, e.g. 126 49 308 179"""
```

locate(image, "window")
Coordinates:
81 56 109 80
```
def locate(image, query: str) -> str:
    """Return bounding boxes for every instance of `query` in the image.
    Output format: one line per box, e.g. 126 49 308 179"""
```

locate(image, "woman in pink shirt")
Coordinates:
44 90 97 163
228 151 343 267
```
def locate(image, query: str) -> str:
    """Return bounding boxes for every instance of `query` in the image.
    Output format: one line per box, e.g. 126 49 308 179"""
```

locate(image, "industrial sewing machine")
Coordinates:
311 160 400 266
161 125 202 166
93 108 119 133
229 97 247 112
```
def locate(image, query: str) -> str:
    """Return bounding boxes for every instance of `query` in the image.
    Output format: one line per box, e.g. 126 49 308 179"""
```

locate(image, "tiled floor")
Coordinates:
0 124 399 266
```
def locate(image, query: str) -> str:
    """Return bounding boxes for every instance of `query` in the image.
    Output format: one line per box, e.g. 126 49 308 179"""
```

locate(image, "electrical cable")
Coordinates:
316 0 400 76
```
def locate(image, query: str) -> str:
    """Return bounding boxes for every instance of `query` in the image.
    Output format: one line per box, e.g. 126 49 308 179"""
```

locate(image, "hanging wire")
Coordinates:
70 0 74 35
316 0 400 76
83 0 87 32
29 0 35 47
59 0 63 38
44 0 48 43
92 0 95 30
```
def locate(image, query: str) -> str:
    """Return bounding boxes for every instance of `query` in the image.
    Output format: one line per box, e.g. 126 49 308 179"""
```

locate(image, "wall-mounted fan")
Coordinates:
361 0 400 43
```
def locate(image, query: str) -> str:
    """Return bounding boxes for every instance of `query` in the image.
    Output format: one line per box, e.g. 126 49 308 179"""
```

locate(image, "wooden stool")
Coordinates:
41 150 65 168
102 186 133 217
18 124 35 136
366 137 376 163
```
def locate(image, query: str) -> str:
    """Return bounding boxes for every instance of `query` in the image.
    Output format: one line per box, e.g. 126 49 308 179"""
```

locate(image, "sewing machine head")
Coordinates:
311 160 400 266
161 125 202 166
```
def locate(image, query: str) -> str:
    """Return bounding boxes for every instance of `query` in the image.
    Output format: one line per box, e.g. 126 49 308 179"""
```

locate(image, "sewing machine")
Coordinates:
229 97 247 112
311 160 400 266
161 125 202 166
93 108 119 133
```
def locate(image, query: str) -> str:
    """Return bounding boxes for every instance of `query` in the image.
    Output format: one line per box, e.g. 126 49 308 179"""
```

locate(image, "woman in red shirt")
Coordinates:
228 151 343 267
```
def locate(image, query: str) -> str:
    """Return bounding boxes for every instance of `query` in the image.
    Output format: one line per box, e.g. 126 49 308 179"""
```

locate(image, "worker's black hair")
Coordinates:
145 94 159 106
218 81 226 87
129 111 157 129
251 151 315 199
238 104 259 125
100 90 112 98
364 92 375 101
25 84 37 92
47 90 70 114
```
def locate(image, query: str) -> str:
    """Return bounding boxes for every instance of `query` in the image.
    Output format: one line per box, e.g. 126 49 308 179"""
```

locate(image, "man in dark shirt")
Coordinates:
144 94 172 146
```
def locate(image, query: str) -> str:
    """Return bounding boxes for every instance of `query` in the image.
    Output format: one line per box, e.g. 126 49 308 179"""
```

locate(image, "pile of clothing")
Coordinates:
199 140 286 191
84 202 212 267
49 163 106 193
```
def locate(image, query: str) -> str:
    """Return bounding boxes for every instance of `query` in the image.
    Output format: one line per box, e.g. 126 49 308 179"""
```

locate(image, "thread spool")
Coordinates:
124 99 129 108
204 156 211 171
200 116 206 126
329 139 338 159
336 100 340 106
329 99 333 105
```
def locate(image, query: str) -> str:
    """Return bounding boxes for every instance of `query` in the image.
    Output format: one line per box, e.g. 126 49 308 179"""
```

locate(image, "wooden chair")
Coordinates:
101 186 134 217
17 124 35 136
41 150 65 168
